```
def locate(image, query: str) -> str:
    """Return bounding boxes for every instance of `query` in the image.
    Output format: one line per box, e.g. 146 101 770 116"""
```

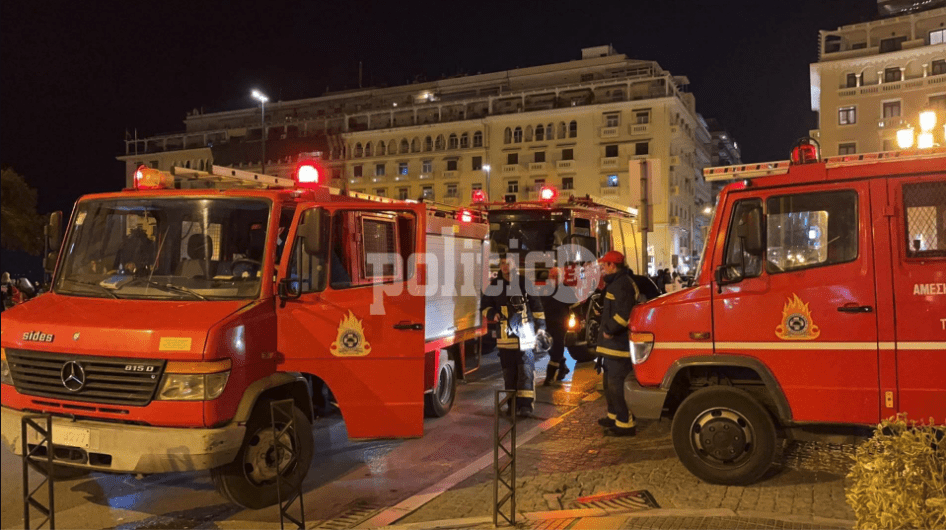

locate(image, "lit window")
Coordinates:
607 175 619 187
932 29 946 45
838 106 856 125
398 162 408 175
422 186 434 199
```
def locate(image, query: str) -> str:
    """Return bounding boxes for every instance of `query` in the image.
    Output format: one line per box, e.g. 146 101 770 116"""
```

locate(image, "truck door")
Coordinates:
712 181 880 424
276 204 426 439
885 176 946 420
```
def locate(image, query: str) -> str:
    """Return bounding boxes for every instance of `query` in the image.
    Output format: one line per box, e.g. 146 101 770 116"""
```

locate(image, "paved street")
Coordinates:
1 351 862 529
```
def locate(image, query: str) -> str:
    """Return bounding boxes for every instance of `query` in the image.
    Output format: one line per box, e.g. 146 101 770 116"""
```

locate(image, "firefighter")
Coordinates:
541 267 575 385
595 251 640 436
482 255 548 418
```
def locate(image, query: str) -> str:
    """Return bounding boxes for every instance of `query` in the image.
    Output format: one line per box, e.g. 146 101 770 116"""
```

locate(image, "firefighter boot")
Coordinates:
556 363 571 381
542 363 559 386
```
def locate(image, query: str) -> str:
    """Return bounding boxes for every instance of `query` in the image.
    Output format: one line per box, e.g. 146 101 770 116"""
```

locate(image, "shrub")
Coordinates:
845 414 945 529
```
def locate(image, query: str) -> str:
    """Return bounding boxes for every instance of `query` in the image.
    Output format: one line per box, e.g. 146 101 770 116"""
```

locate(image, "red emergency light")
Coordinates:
790 138 820 165
539 185 558 202
134 165 174 190
471 189 487 203
293 160 324 188
459 208 473 223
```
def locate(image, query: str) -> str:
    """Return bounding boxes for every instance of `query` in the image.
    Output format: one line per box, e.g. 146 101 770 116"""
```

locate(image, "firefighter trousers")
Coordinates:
603 357 636 429
498 348 535 411
544 321 568 382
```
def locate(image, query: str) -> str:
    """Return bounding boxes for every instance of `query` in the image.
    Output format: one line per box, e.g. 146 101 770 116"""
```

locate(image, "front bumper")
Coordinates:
1 405 245 474
624 378 667 420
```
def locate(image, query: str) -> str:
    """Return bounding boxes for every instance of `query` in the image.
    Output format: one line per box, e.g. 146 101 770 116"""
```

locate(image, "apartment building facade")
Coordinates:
810 6 946 155
118 46 713 273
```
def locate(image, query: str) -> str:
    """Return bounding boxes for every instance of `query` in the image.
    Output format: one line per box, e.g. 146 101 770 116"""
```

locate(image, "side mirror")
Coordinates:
715 264 744 292
301 209 325 256
47 211 63 250
736 206 764 255
44 253 59 274
278 278 302 300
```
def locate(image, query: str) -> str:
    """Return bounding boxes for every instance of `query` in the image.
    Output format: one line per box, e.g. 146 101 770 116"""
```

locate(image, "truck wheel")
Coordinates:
27 459 91 480
671 386 776 485
211 400 314 509
424 361 456 417
567 345 597 363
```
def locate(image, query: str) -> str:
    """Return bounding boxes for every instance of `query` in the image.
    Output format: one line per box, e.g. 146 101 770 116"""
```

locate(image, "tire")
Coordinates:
27 459 91 480
567 345 597 363
671 386 777 485
211 400 314 509
424 361 457 417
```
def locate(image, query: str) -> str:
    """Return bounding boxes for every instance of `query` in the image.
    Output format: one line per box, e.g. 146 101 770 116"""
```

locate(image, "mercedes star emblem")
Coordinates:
60 361 86 392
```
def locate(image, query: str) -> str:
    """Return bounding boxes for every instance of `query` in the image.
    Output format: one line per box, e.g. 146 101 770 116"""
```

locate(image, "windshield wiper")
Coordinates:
121 278 208 300
63 279 121 299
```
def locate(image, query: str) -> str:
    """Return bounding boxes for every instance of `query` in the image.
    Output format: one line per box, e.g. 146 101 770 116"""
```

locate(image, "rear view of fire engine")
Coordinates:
0 160 488 508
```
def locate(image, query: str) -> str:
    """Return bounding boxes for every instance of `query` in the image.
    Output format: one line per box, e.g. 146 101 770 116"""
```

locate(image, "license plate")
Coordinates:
29 425 91 449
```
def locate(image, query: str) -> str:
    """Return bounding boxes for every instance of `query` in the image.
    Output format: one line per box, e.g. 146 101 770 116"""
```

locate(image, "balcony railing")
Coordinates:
878 117 906 129
528 162 547 172
556 160 575 171
600 157 620 169
600 186 620 196
442 170 458 179
502 164 520 175
839 72 946 97
599 126 619 138
629 123 650 135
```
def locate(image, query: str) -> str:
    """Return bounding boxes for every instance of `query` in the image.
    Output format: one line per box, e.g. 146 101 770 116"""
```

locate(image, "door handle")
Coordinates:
837 305 873 313
394 321 424 331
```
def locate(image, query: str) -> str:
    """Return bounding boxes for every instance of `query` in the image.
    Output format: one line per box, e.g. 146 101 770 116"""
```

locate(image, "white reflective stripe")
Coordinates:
895 342 946 350
655 341 945 350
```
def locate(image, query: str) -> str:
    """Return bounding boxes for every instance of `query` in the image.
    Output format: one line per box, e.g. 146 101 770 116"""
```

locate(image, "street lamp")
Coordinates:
483 164 491 201
251 89 269 175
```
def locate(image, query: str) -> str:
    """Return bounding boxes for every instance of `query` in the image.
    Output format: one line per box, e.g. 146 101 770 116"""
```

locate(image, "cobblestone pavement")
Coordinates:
398 385 859 525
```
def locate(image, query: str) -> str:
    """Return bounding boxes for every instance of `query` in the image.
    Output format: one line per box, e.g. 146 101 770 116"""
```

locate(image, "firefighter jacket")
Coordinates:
482 274 546 351
596 268 640 359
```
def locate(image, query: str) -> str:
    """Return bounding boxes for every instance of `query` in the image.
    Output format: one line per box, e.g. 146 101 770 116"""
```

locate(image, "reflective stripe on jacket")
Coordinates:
596 268 638 358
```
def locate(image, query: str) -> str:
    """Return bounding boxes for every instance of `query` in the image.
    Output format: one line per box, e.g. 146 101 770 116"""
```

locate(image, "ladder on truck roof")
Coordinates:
570 194 639 217
703 146 946 182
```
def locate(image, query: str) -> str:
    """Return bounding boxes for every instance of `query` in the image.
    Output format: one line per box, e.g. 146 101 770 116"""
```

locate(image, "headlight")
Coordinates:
630 332 655 365
156 359 231 400
567 313 577 330
1 348 13 385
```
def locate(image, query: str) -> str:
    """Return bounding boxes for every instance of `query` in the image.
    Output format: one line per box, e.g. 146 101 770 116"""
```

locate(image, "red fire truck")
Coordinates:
0 162 489 508
625 140 946 485
475 188 642 361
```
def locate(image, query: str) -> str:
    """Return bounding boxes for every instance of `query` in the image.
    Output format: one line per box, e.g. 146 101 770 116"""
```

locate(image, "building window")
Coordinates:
448 134 459 149
473 131 483 147
398 162 408 175
422 159 432 173
605 113 620 127
846 73 858 88
354 165 363 178
400 139 409 154
365 143 373 157
635 110 650 124
377 141 386 156
435 135 445 150
883 101 901 119
562 177 574 190
507 153 518 165
472 156 483 170
546 123 555 140
513 127 523 143
472 183 482 191
569 120 578 138
422 186 434 200
932 59 946 76
534 151 546 163
535 124 545 141
607 175 619 187
838 106 856 125
533 179 545 192
884 67 902 83
507 180 519 193
605 145 619 158
446 159 458 171
929 94 946 112
504 128 512 144
375 164 385 176
880 36 906 53
398 188 409 200
635 142 649 156
460 133 469 149
375 188 387 197
838 143 857 155
562 148 574 161
824 35 841 54
932 29 946 45
446 183 458 198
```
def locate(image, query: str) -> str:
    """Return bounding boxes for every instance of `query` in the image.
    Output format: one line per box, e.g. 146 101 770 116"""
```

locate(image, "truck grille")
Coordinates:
6 349 165 407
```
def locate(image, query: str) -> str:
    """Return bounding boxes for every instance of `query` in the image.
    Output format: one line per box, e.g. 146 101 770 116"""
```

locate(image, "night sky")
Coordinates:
1 0 879 275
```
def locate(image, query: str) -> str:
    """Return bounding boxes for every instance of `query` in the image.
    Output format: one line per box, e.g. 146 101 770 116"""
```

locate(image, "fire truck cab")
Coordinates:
0 162 488 508
477 188 642 361
625 142 946 485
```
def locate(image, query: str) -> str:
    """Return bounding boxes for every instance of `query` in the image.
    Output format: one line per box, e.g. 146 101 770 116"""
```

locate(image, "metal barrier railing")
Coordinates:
21 414 55 529
492 390 517 527
270 399 306 530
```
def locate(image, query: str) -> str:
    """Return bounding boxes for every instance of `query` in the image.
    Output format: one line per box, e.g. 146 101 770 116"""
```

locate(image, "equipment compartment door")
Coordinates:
712 181 880 424
276 204 426 439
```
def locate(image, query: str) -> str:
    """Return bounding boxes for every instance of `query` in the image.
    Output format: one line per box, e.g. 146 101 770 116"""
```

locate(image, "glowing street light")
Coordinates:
897 127 915 149
919 109 937 132
251 89 269 174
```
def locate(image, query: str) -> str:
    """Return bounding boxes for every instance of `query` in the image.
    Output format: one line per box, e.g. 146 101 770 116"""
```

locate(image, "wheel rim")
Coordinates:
436 364 454 406
243 426 296 485
689 406 755 470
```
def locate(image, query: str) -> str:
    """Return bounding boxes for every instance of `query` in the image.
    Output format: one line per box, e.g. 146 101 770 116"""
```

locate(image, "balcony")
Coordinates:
529 162 547 172
599 126 619 138
838 72 946 98
556 160 576 172
628 123 650 135
418 172 433 180
442 170 458 179
600 157 620 169
600 186 620 196
878 117 906 129
502 164 521 175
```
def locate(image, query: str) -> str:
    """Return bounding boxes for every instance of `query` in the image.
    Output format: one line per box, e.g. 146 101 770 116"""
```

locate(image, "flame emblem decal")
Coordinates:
330 311 372 357
775 294 820 340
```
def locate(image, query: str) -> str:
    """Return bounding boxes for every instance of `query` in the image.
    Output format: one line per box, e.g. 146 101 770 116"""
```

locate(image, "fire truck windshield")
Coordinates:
489 219 569 255
54 197 272 301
